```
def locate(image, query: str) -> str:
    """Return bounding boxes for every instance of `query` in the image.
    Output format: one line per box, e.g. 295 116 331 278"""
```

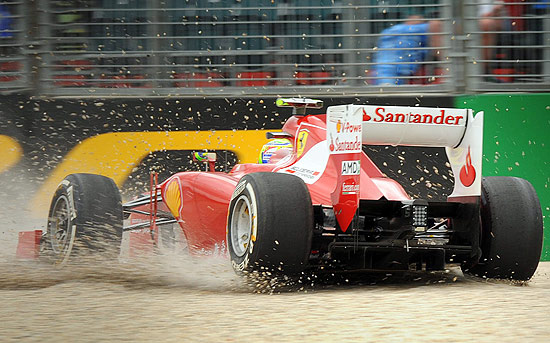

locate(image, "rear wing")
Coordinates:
326 104 484 199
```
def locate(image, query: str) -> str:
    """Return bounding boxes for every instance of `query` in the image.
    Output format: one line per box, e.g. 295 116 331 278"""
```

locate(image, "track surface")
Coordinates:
1 254 549 343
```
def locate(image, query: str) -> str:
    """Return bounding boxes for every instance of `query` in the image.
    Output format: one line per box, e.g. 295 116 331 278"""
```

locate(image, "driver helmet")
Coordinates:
258 138 293 164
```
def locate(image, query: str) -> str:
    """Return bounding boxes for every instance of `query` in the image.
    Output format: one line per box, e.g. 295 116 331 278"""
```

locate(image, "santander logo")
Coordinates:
362 107 464 126
459 146 476 187
362 108 371 121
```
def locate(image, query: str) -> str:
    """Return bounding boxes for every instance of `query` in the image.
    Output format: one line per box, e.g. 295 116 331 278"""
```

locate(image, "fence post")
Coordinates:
149 2 162 92
24 0 44 94
543 15 550 83
342 1 358 86
463 0 482 93
442 0 459 92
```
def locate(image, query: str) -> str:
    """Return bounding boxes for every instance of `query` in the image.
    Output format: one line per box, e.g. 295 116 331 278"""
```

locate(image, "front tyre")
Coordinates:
463 176 543 280
41 173 123 264
227 172 313 275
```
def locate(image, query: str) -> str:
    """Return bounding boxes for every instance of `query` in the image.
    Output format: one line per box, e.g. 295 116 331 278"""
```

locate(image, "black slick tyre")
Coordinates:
41 173 123 264
464 176 543 281
227 172 313 275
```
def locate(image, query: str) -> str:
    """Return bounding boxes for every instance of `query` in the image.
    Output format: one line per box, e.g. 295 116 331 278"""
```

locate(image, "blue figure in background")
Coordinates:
374 16 442 85
0 5 13 38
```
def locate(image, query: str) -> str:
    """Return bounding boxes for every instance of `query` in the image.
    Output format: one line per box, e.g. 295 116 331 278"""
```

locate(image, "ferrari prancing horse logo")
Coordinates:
296 130 309 157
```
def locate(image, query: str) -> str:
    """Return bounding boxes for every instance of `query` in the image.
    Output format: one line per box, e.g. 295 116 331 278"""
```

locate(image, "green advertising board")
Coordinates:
456 94 550 260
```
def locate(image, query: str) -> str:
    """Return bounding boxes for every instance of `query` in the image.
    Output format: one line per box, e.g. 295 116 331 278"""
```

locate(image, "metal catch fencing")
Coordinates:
0 1 29 92
0 0 548 96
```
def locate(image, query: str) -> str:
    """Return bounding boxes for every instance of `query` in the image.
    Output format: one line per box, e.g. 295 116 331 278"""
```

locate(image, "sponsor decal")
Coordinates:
336 120 342 133
66 185 76 220
286 166 321 180
327 107 362 155
362 108 371 121
329 136 361 153
459 146 476 187
362 106 464 126
296 130 309 157
231 180 247 200
164 178 182 218
245 183 258 254
342 180 360 195
278 141 328 184
341 160 360 175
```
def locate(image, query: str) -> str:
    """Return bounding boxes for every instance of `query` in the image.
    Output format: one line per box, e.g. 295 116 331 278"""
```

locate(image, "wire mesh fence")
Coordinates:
0 0 548 96
464 0 550 91
0 1 29 93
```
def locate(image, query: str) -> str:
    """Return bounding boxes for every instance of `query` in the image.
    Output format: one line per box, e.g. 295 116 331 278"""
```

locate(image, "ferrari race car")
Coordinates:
39 98 543 280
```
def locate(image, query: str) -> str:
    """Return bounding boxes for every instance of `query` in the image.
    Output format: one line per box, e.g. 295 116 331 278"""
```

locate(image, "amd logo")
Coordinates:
341 160 360 175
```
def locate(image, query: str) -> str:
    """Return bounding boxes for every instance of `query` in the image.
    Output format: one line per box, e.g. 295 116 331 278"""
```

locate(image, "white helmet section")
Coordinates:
325 104 484 198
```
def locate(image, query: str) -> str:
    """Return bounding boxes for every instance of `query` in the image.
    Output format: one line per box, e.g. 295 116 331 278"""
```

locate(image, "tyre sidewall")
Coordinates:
227 177 259 273
227 173 313 274
41 173 123 264
42 179 79 264
470 176 543 280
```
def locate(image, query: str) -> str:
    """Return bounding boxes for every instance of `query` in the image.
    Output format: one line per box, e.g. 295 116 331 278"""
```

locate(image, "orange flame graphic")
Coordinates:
459 146 476 187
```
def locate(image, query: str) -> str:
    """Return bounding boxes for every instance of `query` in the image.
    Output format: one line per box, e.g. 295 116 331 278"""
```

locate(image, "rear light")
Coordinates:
412 204 428 231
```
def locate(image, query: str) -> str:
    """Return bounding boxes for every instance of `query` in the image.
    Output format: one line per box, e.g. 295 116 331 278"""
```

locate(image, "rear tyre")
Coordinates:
227 172 313 275
463 176 543 280
41 173 123 264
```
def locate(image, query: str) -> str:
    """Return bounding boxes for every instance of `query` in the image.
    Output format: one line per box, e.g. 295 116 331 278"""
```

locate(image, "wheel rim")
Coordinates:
47 195 76 260
230 195 253 257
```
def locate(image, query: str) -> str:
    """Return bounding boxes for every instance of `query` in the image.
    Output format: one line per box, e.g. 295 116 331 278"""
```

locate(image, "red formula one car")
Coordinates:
39 98 543 280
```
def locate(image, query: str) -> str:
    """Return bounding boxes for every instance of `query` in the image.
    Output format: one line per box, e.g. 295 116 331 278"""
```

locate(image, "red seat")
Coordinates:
0 61 22 82
0 61 22 71
54 75 87 87
173 72 224 87
58 59 92 70
98 75 150 88
236 72 273 86
0 76 19 82
294 71 310 85
309 71 332 85
295 71 332 85
493 68 515 83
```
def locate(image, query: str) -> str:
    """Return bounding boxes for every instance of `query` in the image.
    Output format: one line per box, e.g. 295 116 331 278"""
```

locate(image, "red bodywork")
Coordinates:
153 113 410 255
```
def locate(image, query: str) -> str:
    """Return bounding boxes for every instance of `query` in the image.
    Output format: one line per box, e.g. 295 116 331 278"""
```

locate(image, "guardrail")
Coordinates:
0 0 548 96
